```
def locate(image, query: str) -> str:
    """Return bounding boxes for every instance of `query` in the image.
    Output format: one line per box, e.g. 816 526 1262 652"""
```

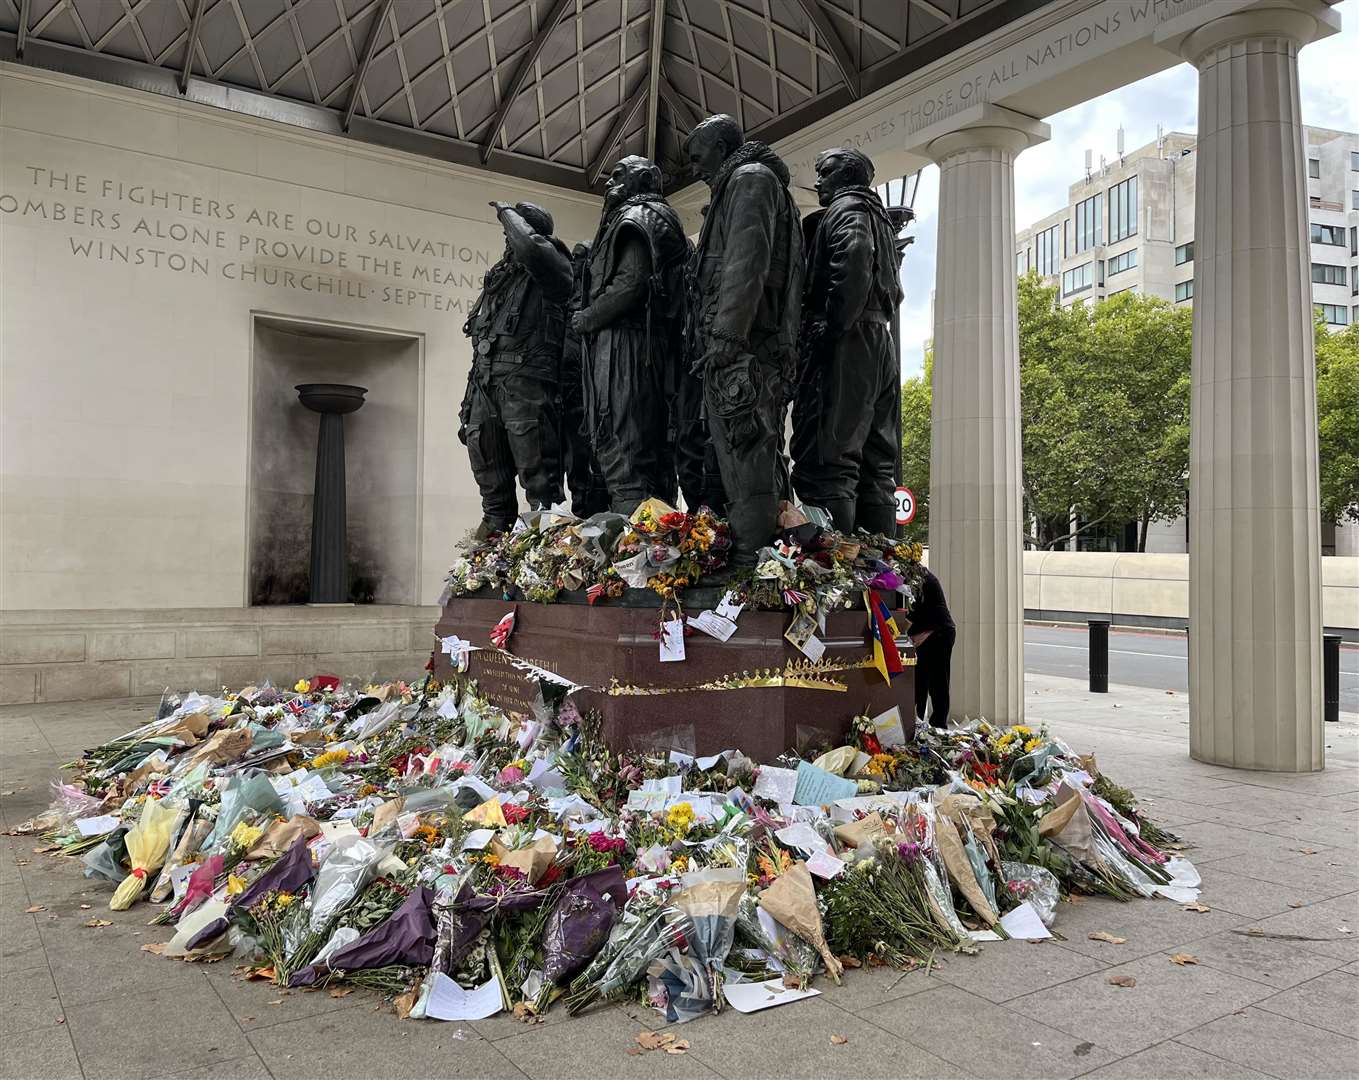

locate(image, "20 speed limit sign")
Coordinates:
894 486 916 524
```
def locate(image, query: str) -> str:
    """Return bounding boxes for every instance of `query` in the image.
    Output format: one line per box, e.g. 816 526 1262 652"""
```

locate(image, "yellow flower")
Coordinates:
229 821 264 851
312 748 350 769
669 854 690 873
665 802 695 834
1024 737 1043 753
226 874 246 897
294 679 311 694
274 892 296 909
1012 725 1033 737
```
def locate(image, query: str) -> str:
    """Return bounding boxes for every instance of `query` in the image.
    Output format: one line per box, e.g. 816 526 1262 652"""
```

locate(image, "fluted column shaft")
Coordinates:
927 121 1040 724
1182 7 1325 771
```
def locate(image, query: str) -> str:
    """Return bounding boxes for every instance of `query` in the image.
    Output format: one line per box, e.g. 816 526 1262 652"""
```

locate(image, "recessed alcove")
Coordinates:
247 314 423 607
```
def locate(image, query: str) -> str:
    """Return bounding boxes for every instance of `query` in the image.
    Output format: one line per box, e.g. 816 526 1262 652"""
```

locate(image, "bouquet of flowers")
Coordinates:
821 838 971 967
563 887 689 1014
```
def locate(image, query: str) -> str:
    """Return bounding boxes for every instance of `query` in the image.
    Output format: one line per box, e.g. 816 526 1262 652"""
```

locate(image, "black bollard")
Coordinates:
1089 619 1110 694
1324 634 1341 723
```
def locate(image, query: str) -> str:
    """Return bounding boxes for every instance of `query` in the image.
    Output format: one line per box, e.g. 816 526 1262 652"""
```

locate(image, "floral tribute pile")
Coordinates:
19 672 1200 1025
443 498 926 612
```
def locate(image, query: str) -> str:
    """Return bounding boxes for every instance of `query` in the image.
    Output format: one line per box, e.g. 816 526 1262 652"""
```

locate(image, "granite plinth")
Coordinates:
432 592 916 761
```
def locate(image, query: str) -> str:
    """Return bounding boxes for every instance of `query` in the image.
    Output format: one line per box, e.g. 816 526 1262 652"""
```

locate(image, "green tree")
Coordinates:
1316 316 1359 526
1015 274 1190 550
898 346 931 543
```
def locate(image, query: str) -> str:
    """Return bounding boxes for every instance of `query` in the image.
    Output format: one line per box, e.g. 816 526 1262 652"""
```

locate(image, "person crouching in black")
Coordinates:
905 567 955 729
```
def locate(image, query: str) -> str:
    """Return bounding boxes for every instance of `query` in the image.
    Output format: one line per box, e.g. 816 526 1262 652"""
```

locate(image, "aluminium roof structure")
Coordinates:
0 0 1051 192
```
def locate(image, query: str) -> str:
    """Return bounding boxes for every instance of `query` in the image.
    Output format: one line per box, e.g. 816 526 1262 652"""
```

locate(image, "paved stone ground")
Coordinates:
2 676 1356 1080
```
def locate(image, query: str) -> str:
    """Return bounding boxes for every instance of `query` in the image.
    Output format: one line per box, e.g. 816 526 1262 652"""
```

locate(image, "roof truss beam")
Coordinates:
588 69 649 185
791 0 860 98
480 0 574 163
342 0 396 132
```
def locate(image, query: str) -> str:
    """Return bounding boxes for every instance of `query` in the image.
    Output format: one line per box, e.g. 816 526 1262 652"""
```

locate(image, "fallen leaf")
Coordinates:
268 999 284 1006
1088 931 1127 945
393 982 420 1020
1183 902 1210 913
1107 975 1137 988
1288 901 1306 908
246 966 276 981
830 1034 849 1045
328 988 353 998
140 942 167 955
24 905 45 913
84 918 112 928
1074 1042 1094 1057
625 1047 643 1057
664 1040 689 1055
1170 953 1199 966
635 1032 665 1051
836 954 862 969
1298 848 1318 855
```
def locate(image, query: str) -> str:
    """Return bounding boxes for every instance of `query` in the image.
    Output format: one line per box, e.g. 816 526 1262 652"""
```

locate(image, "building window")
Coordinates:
1062 262 1094 295
1313 263 1348 286
1351 150 1359 170
1311 222 1345 246
1175 280 1194 303
1108 249 1137 276
1035 224 1063 276
1174 241 1193 265
1308 158 1321 179
1352 189 1359 210
1108 176 1138 243
1319 303 1348 325
1352 266 1358 296
1352 226 1358 256
1073 193 1103 253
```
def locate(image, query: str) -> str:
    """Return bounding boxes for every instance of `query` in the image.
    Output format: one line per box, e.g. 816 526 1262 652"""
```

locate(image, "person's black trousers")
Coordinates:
914 626 955 728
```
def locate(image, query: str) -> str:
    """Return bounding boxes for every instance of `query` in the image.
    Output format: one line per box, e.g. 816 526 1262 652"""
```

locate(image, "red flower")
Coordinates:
538 863 563 886
502 803 530 825
973 761 1000 787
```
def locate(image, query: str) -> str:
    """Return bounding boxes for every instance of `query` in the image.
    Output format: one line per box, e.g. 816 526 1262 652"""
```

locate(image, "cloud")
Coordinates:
897 0 1357 380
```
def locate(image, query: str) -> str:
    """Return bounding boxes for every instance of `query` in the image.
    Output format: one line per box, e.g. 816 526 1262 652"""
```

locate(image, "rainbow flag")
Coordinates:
864 590 905 684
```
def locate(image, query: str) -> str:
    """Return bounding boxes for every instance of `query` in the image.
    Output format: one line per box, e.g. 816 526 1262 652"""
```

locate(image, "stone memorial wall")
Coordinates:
0 66 601 613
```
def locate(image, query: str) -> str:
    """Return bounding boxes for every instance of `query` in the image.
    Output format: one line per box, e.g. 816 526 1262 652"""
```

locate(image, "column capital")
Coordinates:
917 104 1049 165
1159 0 1339 66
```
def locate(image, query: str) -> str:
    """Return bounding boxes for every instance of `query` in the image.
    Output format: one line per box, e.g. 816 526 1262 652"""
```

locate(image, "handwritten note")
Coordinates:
688 610 738 642
872 706 906 749
793 761 858 806
425 972 504 1021
659 618 686 662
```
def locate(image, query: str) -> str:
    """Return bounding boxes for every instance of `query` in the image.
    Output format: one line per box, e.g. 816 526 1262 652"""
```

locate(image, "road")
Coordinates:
1023 623 1359 712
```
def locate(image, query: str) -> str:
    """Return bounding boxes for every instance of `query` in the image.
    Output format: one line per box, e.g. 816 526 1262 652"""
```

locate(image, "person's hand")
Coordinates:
570 308 591 333
703 336 743 372
489 200 513 217
909 630 932 647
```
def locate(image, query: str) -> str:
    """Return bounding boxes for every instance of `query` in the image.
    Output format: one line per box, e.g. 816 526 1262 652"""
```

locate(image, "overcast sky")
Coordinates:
896 0 1359 379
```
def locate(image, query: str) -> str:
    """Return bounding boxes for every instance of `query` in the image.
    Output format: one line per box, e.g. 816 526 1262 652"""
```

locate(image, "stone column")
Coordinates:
1177 4 1335 771
925 106 1047 725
